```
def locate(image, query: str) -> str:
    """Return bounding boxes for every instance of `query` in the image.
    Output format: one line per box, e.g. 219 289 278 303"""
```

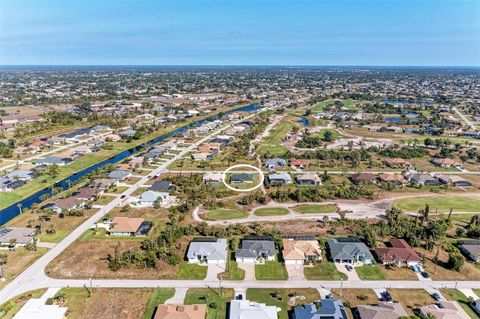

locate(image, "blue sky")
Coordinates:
1 0 479 66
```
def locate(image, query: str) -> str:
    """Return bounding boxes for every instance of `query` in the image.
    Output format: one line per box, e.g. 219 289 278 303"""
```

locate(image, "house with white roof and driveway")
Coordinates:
186 238 228 264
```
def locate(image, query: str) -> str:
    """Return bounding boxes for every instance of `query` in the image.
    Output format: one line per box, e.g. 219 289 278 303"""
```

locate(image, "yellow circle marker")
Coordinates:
222 164 264 192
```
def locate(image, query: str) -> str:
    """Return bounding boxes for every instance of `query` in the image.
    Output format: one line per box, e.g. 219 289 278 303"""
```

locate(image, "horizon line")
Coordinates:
1 64 480 68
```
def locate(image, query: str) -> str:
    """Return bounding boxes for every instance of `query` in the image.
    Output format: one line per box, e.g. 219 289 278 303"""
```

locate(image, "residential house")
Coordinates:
36 156 71 166
293 298 348 319
356 302 408 319
73 188 98 201
107 170 131 181
378 173 407 186
431 158 464 169
264 158 287 170
105 133 121 142
109 217 146 236
290 158 311 169
0 227 36 248
327 238 373 265
150 181 173 192
203 172 223 185
191 152 213 161
229 300 278 319
282 237 322 265
384 158 413 170
231 173 254 184
13 297 68 319
374 239 422 267
186 238 228 264
235 237 276 263
420 301 470 319
268 172 292 185
138 190 169 206
153 304 206 319
458 242 480 263
91 178 118 190
5 169 34 181
120 129 136 137
351 173 377 184
50 197 86 213
0 177 24 192
296 173 322 186
435 174 473 187
404 172 441 186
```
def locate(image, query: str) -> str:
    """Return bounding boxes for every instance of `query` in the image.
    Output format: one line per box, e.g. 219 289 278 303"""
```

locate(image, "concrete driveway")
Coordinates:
238 262 256 280
206 264 225 281
334 262 360 281
286 264 305 280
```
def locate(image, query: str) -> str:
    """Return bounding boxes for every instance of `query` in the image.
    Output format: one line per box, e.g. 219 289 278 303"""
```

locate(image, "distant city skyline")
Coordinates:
1 0 479 66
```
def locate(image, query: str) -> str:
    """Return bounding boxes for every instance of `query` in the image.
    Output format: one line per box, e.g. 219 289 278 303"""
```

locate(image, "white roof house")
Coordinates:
186 238 228 264
139 190 169 205
13 298 67 319
229 299 278 319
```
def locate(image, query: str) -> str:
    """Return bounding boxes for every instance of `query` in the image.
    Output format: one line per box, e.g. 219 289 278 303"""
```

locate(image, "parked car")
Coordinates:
421 271 430 279
120 195 126 199
410 265 420 273
345 264 353 272
382 291 393 303
431 293 441 301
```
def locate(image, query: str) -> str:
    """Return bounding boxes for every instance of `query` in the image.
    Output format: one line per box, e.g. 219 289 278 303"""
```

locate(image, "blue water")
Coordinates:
0 104 262 225
384 117 401 123
297 117 309 126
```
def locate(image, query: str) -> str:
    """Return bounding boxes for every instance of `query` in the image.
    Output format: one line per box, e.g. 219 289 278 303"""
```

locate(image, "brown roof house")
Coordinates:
431 158 464 169
378 173 407 186
435 174 473 188
374 239 422 267
282 237 322 265
154 304 206 319
420 301 470 319
109 217 145 236
351 173 377 184
384 158 413 170
356 302 408 319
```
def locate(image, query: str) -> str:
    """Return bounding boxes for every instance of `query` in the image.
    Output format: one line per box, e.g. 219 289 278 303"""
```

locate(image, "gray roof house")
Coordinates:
235 238 276 263
356 302 408 319
269 172 292 185
138 190 169 206
120 129 136 137
435 174 473 187
296 173 322 186
0 227 36 247
149 181 172 192
459 243 480 263
107 170 131 181
186 238 228 264
231 173 254 184
264 158 287 169
36 156 71 166
405 173 440 186
5 169 35 181
293 298 348 319
327 238 374 264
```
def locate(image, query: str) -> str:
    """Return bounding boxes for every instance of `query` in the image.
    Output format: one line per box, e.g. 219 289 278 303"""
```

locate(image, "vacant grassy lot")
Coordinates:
312 99 357 112
255 256 288 280
254 207 289 216
304 262 347 280
204 209 248 220
293 204 337 214
440 288 479 319
55 288 154 319
330 288 377 317
184 288 234 319
178 263 208 280
355 264 387 280
0 247 48 289
394 196 480 213
246 288 320 319
220 252 245 280
256 119 301 156
141 288 175 319
0 288 47 319
389 289 435 316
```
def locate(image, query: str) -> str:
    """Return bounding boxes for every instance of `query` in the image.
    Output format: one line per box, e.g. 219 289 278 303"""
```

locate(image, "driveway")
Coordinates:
286 264 305 280
166 288 188 304
237 262 255 280
334 262 360 281
206 264 225 281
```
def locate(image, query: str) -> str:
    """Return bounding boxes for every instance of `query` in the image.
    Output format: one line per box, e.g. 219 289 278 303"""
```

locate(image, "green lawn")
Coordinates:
314 129 343 141
293 204 337 214
141 288 175 319
355 264 387 280
184 288 234 319
256 120 300 156
440 288 479 319
253 207 289 216
222 252 245 280
0 192 22 210
108 186 129 194
37 229 68 243
312 99 357 112
94 195 116 205
246 288 320 319
204 209 248 220
394 196 480 213
304 262 347 280
178 263 208 280
255 256 288 280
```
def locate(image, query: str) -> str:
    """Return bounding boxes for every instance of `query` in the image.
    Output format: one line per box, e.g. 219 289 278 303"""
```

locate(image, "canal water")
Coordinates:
0 104 261 225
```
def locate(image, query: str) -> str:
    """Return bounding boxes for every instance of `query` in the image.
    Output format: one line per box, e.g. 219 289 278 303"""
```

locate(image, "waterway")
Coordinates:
0 104 262 225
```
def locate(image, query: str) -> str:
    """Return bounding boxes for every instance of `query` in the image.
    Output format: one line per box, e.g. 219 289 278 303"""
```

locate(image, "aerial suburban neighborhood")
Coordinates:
1 0 480 318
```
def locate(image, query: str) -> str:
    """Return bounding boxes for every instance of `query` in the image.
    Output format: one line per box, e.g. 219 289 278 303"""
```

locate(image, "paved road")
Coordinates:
0 106 273 304
163 169 480 175
453 106 478 132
